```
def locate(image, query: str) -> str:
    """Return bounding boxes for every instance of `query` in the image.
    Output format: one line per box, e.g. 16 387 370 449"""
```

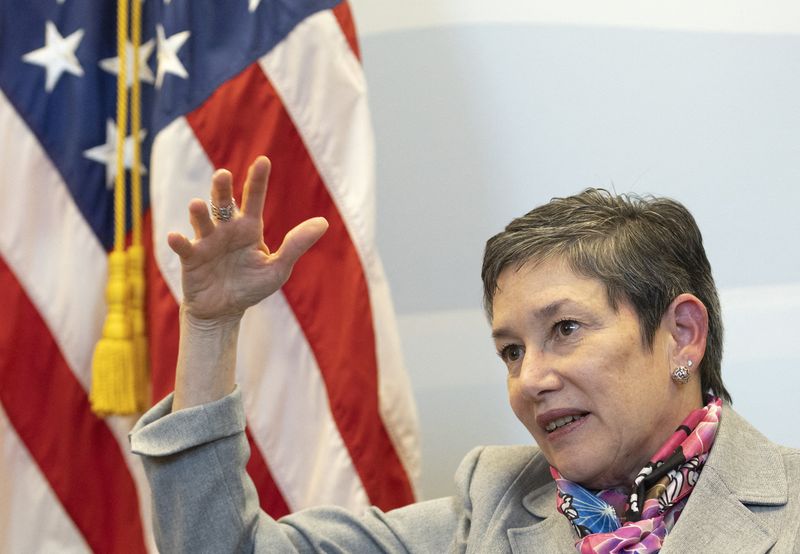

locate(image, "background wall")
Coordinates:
349 0 800 500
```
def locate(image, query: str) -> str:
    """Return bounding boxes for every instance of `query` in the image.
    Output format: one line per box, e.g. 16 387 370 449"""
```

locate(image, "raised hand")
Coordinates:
167 156 328 321
169 156 328 410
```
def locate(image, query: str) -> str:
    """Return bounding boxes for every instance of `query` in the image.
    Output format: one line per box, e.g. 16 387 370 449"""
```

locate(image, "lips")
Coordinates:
545 414 585 432
537 410 590 434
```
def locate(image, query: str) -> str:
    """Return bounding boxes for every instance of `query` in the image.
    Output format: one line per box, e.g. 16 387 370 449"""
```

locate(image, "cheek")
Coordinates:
592 344 657 396
507 382 545 442
507 381 531 424
507 379 521 413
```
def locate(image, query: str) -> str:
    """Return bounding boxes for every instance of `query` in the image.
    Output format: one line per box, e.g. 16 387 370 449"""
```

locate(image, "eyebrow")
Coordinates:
491 298 581 339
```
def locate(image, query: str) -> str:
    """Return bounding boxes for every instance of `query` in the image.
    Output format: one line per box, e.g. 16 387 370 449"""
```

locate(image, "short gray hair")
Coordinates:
481 188 730 403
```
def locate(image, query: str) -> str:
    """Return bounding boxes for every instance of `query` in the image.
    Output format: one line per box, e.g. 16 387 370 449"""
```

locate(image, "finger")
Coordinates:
210 169 235 215
188 198 215 238
274 217 329 267
240 156 270 219
167 231 193 258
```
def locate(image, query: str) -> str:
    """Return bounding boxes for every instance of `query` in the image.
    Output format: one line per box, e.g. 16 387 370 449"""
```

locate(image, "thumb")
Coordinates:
275 217 329 267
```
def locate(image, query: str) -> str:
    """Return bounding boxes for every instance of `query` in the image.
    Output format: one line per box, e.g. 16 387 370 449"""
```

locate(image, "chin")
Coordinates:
554 465 591 485
551 456 617 489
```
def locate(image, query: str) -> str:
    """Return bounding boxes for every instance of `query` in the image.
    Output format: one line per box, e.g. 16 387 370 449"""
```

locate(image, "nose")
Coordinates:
516 348 562 398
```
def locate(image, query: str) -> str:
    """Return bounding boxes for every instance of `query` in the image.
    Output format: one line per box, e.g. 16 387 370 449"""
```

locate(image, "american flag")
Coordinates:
0 0 420 551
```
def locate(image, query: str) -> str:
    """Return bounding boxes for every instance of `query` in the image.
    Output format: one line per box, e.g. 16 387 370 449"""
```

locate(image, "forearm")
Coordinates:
172 305 242 411
131 389 273 552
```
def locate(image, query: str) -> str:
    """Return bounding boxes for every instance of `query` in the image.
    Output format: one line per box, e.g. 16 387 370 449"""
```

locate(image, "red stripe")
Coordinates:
144 211 293 516
185 63 414 510
333 1 361 61
0 256 147 554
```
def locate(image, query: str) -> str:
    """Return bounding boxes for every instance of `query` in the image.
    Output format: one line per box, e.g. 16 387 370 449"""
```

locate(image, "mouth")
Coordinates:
545 414 587 433
538 410 590 434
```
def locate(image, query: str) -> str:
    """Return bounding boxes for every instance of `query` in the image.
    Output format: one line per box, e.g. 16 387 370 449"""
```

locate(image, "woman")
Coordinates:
131 157 800 553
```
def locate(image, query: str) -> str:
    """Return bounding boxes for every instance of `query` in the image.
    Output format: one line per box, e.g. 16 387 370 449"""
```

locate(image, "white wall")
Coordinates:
352 0 800 36
349 1 800 499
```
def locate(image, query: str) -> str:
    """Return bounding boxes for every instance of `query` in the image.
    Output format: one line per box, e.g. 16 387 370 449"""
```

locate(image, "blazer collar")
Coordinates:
508 406 787 553
507 479 576 553
661 405 787 553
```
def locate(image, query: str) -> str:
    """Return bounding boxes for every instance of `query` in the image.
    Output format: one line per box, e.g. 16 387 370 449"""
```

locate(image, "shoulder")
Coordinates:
455 445 546 486
711 405 800 483
777 443 800 541
714 405 800 469
709 405 800 546
775 442 800 495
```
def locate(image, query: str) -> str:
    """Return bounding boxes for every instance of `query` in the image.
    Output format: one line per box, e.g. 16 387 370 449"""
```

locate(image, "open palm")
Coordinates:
167 156 328 321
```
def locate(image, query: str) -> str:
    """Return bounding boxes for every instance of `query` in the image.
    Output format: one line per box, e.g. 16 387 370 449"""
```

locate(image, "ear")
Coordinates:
664 293 708 370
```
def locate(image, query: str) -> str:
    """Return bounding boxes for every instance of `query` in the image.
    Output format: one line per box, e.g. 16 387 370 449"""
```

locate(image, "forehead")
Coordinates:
496 256 606 297
492 257 612 323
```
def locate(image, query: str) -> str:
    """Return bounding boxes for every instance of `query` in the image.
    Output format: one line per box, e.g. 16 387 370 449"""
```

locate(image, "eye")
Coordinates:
498 343 524 364
555 320 580 337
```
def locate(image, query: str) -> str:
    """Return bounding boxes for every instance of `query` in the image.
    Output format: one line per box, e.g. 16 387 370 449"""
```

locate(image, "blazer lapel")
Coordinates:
661 406 786 553
660 466 777 553
506 480 576 554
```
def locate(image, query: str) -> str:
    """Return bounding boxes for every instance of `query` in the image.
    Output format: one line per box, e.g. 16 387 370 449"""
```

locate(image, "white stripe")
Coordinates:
239 295 370 511
260 10 421 492
0 404 89 553
349 0 800 36
150 120 368 510
0 90 157 552
260 11 376 260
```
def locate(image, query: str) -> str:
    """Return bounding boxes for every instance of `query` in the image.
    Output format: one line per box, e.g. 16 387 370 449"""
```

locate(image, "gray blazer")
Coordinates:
130 389 800 553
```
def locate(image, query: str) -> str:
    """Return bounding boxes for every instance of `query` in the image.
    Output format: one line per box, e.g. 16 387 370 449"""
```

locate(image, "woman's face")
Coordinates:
492 257 692 489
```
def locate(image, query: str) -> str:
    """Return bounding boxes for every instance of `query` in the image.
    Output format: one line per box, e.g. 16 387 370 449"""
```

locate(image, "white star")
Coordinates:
155 24 190 88
83 119 148 189
22 21 85 92
249 0 262 12
99 39 156 87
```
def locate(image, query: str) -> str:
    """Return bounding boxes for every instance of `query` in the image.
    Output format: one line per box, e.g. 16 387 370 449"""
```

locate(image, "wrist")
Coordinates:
173 305 242 412
180 304 243 331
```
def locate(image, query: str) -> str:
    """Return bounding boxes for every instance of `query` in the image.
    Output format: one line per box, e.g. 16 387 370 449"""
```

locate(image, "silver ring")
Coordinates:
210 199 237 222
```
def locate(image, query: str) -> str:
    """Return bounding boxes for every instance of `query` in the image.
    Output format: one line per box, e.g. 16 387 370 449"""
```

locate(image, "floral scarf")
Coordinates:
551 397 722 553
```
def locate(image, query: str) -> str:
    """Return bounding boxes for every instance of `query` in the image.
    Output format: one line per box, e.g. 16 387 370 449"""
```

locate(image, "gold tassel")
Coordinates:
128 245 150 412
90 251 138 415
